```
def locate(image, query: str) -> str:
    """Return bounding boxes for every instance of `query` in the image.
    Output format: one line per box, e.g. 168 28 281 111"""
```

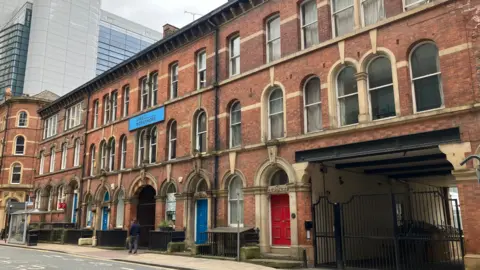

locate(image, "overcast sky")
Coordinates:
101 0 227 33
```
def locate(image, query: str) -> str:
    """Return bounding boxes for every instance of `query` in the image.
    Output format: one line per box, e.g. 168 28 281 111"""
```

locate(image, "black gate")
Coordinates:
313 190 464 270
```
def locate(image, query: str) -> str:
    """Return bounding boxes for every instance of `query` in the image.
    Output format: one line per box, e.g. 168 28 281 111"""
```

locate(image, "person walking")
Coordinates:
128 219 140 254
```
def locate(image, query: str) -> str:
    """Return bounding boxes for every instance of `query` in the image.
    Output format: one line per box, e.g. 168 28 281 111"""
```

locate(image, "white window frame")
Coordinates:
57 185 65 210
35 190 41 209
10 163 21 184
116 190 125 228
229 101 241 148
123 86 130 117
303 77 322 133
141 77 149 110
266 16 281 63
403 0 427 11
43 115 58 139
331 0 354 37
196 111 207 153
165 184 177 222
61 143 67 170
149 127 157 164
197 51 207 89
100 142 107 170
229 36 240 77
367 56 395 120
111 91 118 122
168 121 177 160
409 42 444 113
93 100 99 128
65 102 82 130
18 111 27 127
109 139 115 171
103 95 110 125
360 0 385 26
228 176 244 227
120 136 127 170
170 64 178 99
268 88 285 140
90 145 96 176
15 136 25 155
74 139 80 166
39 151 45 175
151 73 158 106
336 66 359 127
49 148 55 173
47 191 53 211
301 0 319 49
138 130 145 166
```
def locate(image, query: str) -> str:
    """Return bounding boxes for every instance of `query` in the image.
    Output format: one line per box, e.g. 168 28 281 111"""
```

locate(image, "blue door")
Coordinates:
101 207 108 230
195 199 208 244
71 193 78 223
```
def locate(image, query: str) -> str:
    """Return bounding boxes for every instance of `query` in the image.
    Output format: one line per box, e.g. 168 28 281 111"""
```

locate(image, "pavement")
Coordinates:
0 243 275 270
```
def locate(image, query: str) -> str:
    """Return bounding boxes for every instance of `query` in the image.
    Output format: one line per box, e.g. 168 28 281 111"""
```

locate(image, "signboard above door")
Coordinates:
129 106 165 131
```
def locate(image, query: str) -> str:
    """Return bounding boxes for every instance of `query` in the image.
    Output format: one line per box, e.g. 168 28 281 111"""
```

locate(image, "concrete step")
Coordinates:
248 258 304 269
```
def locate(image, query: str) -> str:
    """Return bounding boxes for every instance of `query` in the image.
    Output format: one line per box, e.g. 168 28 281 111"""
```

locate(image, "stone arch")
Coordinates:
327 57 360 128
184 169 212 193
220 169 247 190
260 82 288 142
67 176 80 191
94 182 112 203
112 185 126 203
254 157 298 187
128 172 158 198
159 178 178 197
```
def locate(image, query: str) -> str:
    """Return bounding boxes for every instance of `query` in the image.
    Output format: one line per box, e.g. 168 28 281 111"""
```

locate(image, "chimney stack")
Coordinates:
163 24 179 38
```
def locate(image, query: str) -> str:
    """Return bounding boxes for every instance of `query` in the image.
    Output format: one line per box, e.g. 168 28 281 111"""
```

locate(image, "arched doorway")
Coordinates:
195 179 208 244
101 191 110 230
137 185 155 247
270 169 291 246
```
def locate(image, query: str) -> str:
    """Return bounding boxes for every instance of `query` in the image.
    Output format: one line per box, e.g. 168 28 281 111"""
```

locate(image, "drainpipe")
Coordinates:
208 18 220 228
0 100 11 182
77 90 91 228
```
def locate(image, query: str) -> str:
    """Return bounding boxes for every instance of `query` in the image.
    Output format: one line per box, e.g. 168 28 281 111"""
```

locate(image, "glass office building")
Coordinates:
0 2 32 99
96 11 161 75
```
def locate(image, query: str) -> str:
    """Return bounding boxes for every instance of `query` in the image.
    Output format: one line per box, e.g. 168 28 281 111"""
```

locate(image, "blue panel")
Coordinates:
196 199 208 244
129 107 165 131
72 193 78 223
102 207 108 230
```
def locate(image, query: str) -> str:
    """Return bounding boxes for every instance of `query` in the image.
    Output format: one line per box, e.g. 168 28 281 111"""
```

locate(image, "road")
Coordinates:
0 245 174 270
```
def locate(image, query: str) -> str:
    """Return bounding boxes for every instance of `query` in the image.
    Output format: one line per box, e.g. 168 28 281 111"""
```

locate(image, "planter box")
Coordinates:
95 230 127 248
149 231 185 251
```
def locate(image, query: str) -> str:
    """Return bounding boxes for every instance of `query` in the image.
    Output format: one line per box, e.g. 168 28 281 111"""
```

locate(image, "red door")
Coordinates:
271 194 291 246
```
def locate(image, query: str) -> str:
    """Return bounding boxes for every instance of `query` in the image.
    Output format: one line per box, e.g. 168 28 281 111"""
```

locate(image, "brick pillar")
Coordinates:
110 201 117 228
155 196 165 228
64 191 74 223
243 192 255 228
124 199 137 227
80 203 87 228
175 194 186 230
318 2 332 42
217 190 228 227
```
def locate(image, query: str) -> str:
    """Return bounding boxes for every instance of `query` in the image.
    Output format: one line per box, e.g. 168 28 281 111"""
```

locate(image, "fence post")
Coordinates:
237 193 240 262
312 202 317 267
390 192 401 270
334 203 344 270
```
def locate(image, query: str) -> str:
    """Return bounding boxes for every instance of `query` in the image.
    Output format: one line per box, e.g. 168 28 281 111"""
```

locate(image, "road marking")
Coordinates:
121 268 134 270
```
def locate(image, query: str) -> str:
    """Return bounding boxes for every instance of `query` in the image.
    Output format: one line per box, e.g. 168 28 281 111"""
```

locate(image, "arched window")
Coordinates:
304 77 322 132
86 195 93 227
368 56 395 120
230 101 241 148
410 42 443 112
74 139 81 166
109 139 115 171
103 95 110 125
120 135 127 169
138 130 146 166
151 72 158 107
47 187 53 211
228 176 244 227
301 0 319 48
10 163 21 184
15 136 25 155
195 111 207 153
271 170 289 186
39 151 45 175
90 145 96 176
93 100 99 128
168 121 177 160
197 179 208 192
104 191 110 202
337 66 359 126
197 51 207 89
149 127 157 163
57 185 65 210
116 190 125 228
18 111 27 127
100 141 107 170
166 183 176 223
140 77 148 110
268 88 284 139
123 85 130 117
35 189 41 209
111 91 118 122
49 148 55 173
61 143 67 170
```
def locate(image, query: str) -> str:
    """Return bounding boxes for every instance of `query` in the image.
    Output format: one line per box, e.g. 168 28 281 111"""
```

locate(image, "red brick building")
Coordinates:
0 89 57 233
31 0 480 268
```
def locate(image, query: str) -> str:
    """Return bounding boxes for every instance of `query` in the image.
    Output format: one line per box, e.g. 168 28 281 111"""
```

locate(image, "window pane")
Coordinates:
368 57 392 88
270 114 284 139
339 95 359 125
305 78 321 105
268 17 280 40
302 0 318 25
371 86 395 120
304 24 319 48
199 133 206 152
231 125 241 147
229 201 244 224
307 104 322 132
411 44 439 78
414 75 442 111
363 0 385 25
229 177 243 199
198 113 206 132
268 39 281 61
337 67 357 96
334 7 354 36
231 37 240 57
271 170 288 186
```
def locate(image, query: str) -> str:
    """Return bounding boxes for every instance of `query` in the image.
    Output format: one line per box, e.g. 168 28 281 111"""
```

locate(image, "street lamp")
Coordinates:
460 155 480 182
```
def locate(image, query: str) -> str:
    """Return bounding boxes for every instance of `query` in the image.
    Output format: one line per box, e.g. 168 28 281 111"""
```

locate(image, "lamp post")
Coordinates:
460 155 480 182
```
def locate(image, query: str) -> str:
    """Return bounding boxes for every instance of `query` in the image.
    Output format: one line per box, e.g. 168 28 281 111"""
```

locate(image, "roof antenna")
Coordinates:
184 10 202 21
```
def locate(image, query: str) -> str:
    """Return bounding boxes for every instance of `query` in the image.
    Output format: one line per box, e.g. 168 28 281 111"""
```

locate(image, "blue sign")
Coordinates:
129 106 165 131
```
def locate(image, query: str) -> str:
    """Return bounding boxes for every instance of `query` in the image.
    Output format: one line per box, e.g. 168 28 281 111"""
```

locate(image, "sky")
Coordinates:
101 0 227 34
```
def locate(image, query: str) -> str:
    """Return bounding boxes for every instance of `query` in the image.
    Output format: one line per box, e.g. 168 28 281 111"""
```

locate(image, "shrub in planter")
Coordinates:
158 220 174 232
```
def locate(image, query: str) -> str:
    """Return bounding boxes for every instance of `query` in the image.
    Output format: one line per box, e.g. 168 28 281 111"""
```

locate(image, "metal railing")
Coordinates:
149 231 185 251
197 230 259 258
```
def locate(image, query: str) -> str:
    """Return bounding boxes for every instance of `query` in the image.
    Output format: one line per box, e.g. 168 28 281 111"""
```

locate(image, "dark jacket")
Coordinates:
129 223 140 236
